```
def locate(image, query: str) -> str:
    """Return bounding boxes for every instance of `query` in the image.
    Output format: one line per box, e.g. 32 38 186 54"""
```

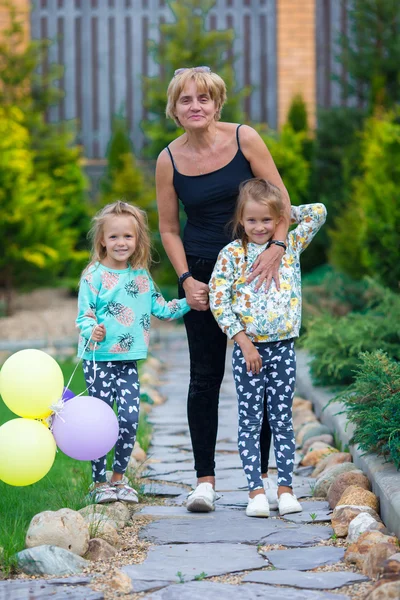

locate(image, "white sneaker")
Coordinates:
186 483 217 512
246 493 270 518
263 478 278 510
278 492 302 516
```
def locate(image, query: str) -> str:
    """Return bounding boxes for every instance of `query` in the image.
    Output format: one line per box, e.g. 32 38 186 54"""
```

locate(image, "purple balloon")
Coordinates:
62 387 75 402
52 396 119 461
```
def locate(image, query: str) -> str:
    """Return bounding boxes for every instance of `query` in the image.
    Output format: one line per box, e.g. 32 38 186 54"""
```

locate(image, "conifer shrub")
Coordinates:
333 351 400 469
303 289 400 386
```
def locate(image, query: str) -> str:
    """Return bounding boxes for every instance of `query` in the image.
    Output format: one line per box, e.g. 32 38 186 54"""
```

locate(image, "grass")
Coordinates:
0 357 153 574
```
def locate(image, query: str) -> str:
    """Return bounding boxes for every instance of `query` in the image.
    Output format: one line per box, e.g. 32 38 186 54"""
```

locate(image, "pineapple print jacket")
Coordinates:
76 263 190 361
209 204 327 343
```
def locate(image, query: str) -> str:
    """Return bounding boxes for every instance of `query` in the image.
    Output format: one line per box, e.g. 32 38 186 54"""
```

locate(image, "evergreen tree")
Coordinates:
0 0 90 272
142 0 247 158
0 108 82 315
338 0 400 110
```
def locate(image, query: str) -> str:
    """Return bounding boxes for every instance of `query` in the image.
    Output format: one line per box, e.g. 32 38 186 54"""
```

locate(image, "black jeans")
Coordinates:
179 256 272 478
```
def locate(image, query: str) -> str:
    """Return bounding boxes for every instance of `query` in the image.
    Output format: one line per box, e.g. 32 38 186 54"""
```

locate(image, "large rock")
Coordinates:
301 447 337 467
292 397 313 411
313 452 352 479
293 411 318 432
362 542 400 577
79 502 130 530
336 485 379 513
85 538 117 561
132 441 147 462
84 515 120 547
332 506 381 538
25 508 89 556
380 553 400 577
297 422 323 446
345 531 398 569
301 424 332 445
347 512 387 543
302 434 334 455
16 545 89 576
327 470 371 509
313 463 359 498
365 580 400 600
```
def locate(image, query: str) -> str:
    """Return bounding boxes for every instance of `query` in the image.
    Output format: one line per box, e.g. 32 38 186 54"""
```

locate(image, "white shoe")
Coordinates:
278 492 302 516
186 483 217 512
246 493 270 518
263 478 278 510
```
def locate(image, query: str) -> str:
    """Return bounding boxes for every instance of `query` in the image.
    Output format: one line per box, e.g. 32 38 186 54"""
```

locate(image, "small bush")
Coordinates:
333 352 400 469
303 288 400 385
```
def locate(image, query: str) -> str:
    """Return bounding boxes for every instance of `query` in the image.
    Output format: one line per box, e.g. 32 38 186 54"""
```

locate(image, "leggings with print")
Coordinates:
233 339 296 492
83 360 140 483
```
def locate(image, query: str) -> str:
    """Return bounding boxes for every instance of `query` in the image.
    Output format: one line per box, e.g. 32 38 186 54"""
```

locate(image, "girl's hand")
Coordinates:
246 244 285 291
242 341 262 374
92 323 106 342
193 288 209 305
183 278 209 311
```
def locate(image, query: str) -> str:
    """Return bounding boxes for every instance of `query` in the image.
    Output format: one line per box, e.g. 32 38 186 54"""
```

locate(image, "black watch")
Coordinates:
178 271 193 286
268 240 287 252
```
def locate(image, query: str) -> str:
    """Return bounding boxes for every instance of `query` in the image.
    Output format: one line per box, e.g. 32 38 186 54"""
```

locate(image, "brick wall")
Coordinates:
277 0 316 128
0 0 30 38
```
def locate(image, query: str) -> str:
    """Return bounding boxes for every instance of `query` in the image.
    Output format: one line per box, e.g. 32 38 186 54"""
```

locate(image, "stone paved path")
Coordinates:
0 329 370 599
122 330 368 598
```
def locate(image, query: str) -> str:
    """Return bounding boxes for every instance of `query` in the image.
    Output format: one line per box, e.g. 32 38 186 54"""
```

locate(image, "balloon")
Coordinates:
0 418 56 486
0 349 64 419
52 396 119 461
62 387 75 402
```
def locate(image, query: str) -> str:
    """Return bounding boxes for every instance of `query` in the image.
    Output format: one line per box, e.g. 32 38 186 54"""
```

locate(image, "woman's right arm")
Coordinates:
155 150 209 311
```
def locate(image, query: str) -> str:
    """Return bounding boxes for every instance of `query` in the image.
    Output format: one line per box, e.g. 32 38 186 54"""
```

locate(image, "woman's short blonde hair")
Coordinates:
166 69 227 127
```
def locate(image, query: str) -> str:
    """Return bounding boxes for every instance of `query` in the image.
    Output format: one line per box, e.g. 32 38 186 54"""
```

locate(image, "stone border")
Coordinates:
296 349 400 539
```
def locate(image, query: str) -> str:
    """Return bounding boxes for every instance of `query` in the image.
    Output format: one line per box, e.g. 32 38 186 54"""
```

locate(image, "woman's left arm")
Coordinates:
239 125 291 291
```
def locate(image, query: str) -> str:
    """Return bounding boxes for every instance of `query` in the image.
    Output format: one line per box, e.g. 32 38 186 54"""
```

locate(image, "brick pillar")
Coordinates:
277 0 316 128
0 0 30 39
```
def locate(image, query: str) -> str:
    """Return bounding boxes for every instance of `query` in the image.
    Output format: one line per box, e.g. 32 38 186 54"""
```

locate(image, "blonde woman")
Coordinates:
155 67 291 512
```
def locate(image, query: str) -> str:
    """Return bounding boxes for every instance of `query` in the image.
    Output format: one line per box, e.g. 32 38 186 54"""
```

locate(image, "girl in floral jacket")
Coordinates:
76 201 190 504
209 178 326 518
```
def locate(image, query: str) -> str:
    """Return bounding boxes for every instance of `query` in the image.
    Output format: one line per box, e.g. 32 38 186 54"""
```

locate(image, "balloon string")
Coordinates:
51 324 100 421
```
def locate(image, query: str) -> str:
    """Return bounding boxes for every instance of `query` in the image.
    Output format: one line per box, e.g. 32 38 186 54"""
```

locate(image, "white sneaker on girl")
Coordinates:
278 493 302 516
263 478 278 510
246 493 270 517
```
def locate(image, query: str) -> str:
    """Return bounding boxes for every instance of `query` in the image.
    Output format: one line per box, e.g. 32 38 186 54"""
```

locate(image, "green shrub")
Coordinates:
330 110 400 290
303 288 400 386
333 351 400 469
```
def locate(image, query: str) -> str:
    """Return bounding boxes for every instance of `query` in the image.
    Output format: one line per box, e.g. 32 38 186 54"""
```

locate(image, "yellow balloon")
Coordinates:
0 349 64 418
0 418 56 486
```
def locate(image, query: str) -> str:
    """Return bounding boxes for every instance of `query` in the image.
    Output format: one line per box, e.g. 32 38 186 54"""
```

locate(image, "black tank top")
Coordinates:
166 124 254 260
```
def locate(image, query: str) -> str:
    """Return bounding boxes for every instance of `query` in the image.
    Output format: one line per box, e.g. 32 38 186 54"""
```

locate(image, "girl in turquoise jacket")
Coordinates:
76 200 190 504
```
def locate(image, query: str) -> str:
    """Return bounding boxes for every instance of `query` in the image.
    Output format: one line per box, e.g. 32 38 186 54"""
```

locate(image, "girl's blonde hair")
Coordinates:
232 178 284 252
166 69 227 126
87 200 152 271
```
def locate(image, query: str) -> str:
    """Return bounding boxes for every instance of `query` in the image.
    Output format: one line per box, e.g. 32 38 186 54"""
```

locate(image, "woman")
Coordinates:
155 67 291 512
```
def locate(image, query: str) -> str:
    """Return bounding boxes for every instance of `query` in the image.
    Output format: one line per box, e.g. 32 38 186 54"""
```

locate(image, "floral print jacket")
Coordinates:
209 203 327 343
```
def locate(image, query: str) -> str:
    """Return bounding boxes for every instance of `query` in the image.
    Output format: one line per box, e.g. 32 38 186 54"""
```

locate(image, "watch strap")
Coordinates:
178 271 193 286
268 240 287 252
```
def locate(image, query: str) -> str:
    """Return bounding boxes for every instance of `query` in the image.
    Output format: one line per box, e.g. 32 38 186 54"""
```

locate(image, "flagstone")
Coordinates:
265 546 345 570
242 569 368 589
123 543 266 583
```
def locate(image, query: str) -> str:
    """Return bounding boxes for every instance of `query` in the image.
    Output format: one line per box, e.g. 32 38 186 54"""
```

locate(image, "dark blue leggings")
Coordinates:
83 360 140 483
233 339 296 492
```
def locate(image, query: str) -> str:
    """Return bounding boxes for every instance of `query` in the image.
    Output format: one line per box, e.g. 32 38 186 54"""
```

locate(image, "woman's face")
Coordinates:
174 80 218 131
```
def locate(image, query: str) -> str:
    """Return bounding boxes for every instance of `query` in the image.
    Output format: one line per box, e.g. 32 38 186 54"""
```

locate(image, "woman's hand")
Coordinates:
246 244 285 291
183 278 210 311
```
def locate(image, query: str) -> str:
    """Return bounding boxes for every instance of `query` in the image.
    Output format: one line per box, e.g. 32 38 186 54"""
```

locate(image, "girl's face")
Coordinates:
240 199 281 245
174 80 217 131
100 215 137 269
